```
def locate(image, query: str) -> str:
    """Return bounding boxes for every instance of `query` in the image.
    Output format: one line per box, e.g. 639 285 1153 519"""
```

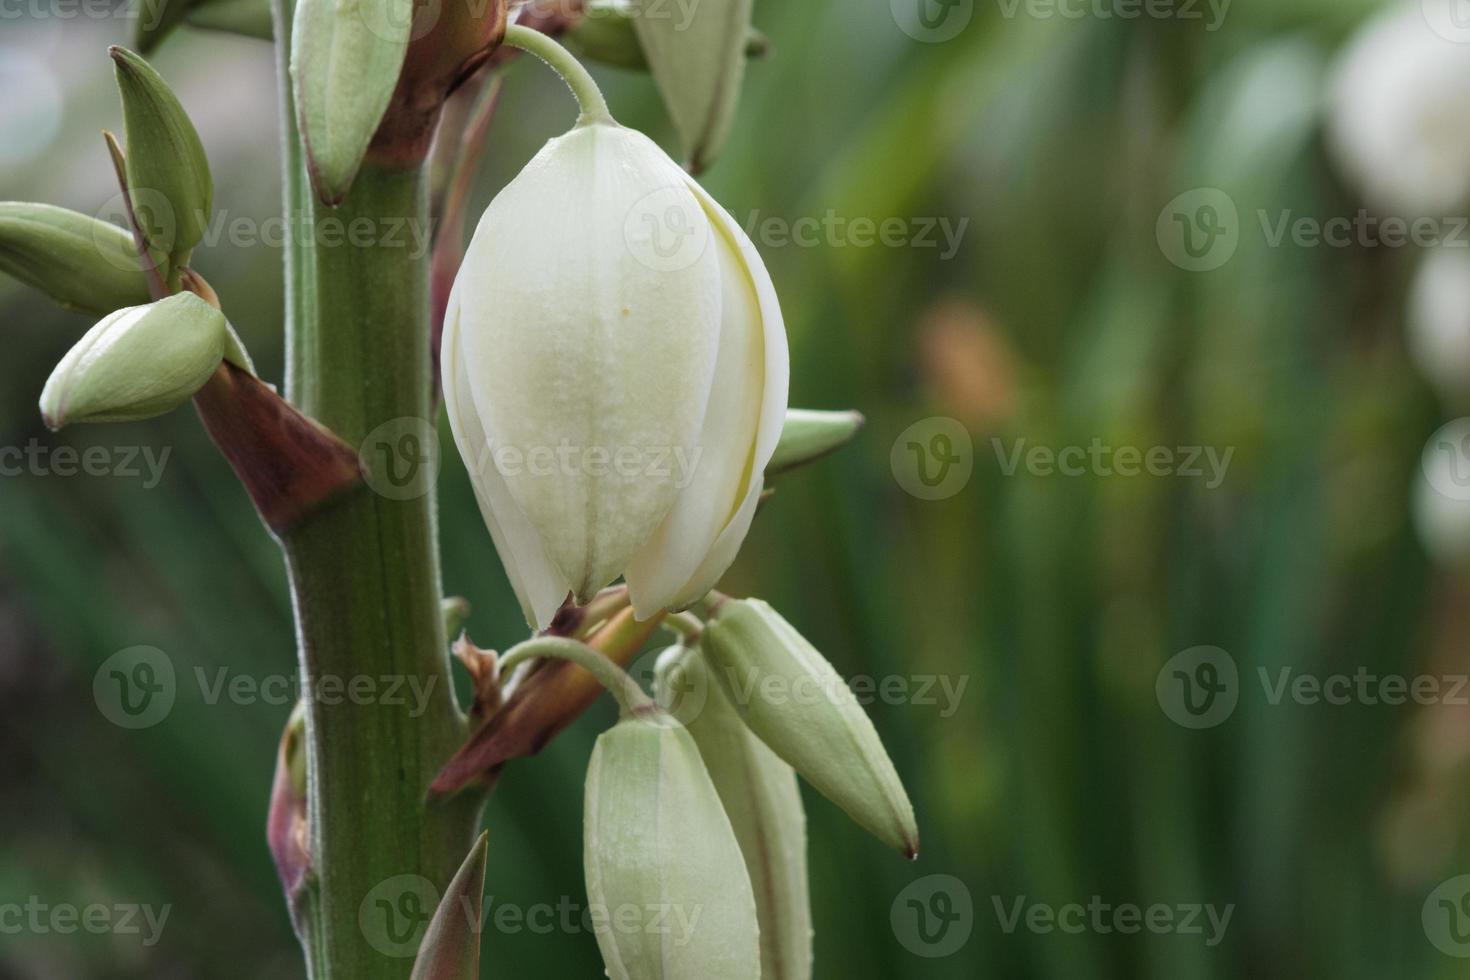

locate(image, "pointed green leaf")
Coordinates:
110 46 213 277
410 831 489 980
291 0 415 204
0 203 152 314
631 0 755 172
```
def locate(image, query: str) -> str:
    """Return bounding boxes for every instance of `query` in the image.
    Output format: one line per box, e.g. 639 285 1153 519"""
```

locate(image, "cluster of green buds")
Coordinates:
494 567 916 980
4 46 256 433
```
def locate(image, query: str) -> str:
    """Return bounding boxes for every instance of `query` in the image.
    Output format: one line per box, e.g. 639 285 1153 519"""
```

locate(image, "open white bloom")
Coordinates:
443 119 788 629
1409 245 1470 402
1328 0 1470 217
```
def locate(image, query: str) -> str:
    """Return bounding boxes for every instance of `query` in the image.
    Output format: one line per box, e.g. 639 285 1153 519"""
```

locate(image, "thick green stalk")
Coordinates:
272 3 482 976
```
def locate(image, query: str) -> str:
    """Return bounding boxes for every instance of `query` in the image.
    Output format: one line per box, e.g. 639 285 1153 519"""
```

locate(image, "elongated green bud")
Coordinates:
766 409 865 476
111 46 213 276
701 599 919 858
39 293 227 429
656 646 812 980
630 0 755 172
290 0 415 204
0 203 152 314
584 711 760 980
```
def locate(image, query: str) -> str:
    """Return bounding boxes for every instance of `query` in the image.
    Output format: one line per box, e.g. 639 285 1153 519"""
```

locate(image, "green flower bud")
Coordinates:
111 46 214 274
630 0 756 173
410 831 489 980
656 646 812 980
39 293 227 429
701 599 919 858
0 203 152 314
766 409 865 477
290 0 415 204
584 711 760 980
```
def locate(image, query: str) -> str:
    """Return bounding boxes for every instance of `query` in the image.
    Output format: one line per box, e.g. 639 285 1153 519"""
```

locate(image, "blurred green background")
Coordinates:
7 0 1470 976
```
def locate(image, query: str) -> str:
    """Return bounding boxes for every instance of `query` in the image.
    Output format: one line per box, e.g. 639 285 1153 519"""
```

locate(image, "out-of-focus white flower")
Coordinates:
1329 0 1470 217
1414 442 1470 565
442 120 788 630
1409 245 1470 400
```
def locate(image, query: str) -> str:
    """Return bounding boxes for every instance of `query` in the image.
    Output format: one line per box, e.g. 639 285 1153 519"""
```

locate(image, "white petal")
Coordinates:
455 123 723 601
443 283 571 629
626 177 790 617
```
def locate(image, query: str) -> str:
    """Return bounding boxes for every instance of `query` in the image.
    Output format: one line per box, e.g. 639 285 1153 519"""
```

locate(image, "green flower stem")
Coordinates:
271 3 482 977
503 23 614 126
499 637 655 718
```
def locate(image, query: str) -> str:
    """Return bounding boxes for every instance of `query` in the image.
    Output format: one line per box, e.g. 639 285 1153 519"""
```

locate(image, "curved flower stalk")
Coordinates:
443 25 789 629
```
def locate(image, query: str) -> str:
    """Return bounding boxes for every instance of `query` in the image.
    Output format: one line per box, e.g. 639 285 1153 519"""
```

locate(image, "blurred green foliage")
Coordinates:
3 0 1469 977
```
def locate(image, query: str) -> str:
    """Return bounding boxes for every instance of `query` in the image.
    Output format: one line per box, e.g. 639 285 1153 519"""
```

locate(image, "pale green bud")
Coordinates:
0 203 152 315
410 831 489 980
766 409 865 477
701 599 919 858
630 0 755 172
656 646 812 980
584 711 760 980
290 0 415 204
111 46 214 275
39 293 227 430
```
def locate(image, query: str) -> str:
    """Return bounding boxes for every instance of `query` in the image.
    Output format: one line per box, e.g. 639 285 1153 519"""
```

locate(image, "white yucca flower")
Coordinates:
442 118 788 629
1329 0 1470 217
1409 245 1470 402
